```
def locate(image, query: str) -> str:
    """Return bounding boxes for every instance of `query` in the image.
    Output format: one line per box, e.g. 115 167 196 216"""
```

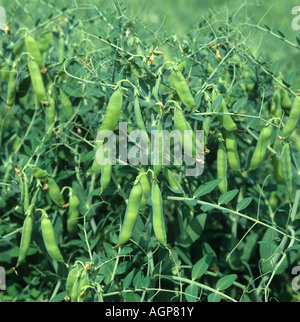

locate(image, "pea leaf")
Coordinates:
236 197 252 212
207 292 222 302
192 254 211 280
212 94 223 111
216 274 237 291
218 189 239 205
193 178 223 198
185 284 198 302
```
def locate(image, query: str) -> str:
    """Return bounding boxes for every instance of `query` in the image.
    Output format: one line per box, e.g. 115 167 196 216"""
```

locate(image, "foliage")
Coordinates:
0 0 300 302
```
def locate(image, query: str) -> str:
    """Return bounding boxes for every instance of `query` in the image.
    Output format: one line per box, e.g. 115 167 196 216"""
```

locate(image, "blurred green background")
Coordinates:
2 0 299 86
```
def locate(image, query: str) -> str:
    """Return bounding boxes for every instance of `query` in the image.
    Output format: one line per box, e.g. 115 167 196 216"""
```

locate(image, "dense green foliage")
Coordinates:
0 0 300 302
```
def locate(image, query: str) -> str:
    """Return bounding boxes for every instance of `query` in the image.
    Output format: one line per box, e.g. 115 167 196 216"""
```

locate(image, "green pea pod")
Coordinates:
6 67 17 107
163 167 183 194
271 139 285 184
25 34 43 68
39 28 53 53
32 167 48 183
70 274 80 302
139 168 151 211
153 73 162 101
0 64 10 83
59 89 73 121
134 94 147 133
66 265 80 300
41 211 65 263
117 182 143 246
203 109 212 146
217 140 228 194
100 163 112 193
151 180 167 247
28 59 48 103
280 89 292 109
12 39 25 57
174 106 199 159
57 30 65 63
77 270 90 302
47 177 65 207
169 70 196 110
153 116 163 179
45 96 56 133
280 143 293 200
249 124 273 171
67 192 80 234
217 97 237 132
282 95 300 138
93 87 123 172
130 61 146 79
99 87 123 133
270 89 282 118
225 131 241 172
15 212 33 268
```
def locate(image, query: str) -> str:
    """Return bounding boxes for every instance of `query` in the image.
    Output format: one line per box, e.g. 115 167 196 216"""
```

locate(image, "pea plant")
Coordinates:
0 1 300 303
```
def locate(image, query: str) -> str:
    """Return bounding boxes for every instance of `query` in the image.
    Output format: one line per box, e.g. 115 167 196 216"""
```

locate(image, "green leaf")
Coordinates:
193 178 223 198
216 274 237 291
192 254 211 280
236 197 252 212
232 98 244 113
218 189 239 205
212 94 223 111
122 270 134 289
115 261 132 275
207 292 222 302
185 284 198 302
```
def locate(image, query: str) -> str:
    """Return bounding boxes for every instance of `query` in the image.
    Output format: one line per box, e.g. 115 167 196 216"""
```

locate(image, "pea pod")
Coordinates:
280 143 293 200
69 268 90 302
25 34 43 68
65 265 80 300
59 89 73 121
59 30 65 63
39 27 53 53
100 146 112 193
6 67 17 108
67 192 80 234
203 101 212 146
169 70 196 110
271 139 285 184
225 131 241 172
14 212 33 269
40 210 65 263
163 167 183 194
134 94 147 133
249 124 273 171
0 64 10 83
28 59 48 104
32 167 48 183
45 96 56 133
151 180 167 247
94 87 123 172
153 116 163 179
98 87 123 134
217 95 237 132
77 270 90 302
282 95 300 138
139 168 151 211
117 182 143 246
217 139 228 194
174 106 199 159
280 89 292 109
269 89 282 118
47 177 65 207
